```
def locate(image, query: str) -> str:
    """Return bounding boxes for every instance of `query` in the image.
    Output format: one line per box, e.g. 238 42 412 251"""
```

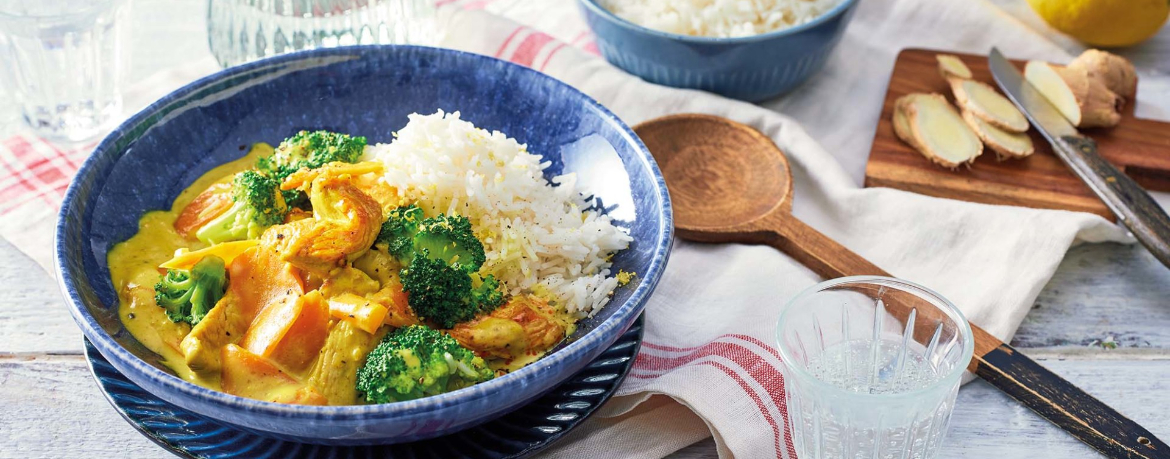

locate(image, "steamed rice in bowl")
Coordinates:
600 0 843 38
368 111 633 318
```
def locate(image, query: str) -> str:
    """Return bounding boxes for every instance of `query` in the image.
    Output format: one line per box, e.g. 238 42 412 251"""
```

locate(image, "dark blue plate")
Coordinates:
85 316 643 458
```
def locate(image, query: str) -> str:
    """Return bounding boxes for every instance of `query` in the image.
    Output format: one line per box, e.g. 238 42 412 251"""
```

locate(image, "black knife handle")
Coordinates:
976 342 1170 459
1056 135 1170 269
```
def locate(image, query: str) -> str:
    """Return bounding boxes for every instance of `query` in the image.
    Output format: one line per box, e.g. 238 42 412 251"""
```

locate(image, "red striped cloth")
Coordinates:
0 135 93 216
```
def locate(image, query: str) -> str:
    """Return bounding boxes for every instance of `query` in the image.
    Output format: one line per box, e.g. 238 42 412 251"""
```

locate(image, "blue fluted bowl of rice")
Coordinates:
579 0 860 101
55 45 672 445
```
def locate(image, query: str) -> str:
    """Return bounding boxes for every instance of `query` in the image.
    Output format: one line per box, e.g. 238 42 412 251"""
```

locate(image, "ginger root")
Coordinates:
949 79 1030 133
937 54 972 80
893 93 983 168
1025 60 1123 128
1068 49 1136 100
961 109 1034 160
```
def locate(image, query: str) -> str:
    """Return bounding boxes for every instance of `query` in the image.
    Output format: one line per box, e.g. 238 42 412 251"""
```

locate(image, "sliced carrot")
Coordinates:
174 182 234 238
160 240 259 270
229 246 305 318
241 290 330 372
375 275 417 328
326 293 389 334
383 275 410 311
270 291 330 371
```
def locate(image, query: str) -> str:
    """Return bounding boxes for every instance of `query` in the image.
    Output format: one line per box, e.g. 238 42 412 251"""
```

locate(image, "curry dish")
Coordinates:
110 124 629 406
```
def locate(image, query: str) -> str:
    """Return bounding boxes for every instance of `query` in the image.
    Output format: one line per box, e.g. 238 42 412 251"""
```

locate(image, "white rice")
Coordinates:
367 111 633 318
600 0 840 38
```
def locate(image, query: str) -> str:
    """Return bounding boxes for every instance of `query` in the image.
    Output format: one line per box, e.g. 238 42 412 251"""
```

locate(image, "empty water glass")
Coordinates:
776 276 974 459
0 0 131 142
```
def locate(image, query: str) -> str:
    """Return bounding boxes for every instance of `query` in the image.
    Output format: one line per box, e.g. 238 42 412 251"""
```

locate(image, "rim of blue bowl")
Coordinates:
54 44 674 423
579 0 860 44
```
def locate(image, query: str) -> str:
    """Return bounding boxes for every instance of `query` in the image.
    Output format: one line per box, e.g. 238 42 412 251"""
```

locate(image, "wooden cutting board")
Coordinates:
864 48 1170 220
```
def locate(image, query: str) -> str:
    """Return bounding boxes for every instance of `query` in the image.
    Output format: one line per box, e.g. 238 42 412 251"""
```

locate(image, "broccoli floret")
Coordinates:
375 207 486 272
154 255 228 326
413 214 486 271
375 208 502 327
194 170 287 244
258 130 366 179
256 130 366 209
356 325 494 404
470 274 505 310
375 204 425 261
400 249 506 328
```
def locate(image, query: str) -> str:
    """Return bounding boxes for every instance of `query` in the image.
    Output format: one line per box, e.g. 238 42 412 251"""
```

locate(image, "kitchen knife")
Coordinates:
985 48 1170 458
988 47 1170 269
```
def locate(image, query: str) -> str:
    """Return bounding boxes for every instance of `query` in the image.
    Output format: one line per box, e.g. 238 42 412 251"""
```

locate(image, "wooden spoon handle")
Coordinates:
766 216 888 280
763 216 1168 458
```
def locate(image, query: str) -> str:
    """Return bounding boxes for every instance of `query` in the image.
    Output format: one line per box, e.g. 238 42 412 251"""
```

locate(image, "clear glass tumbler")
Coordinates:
776 276 974 459
207 0 438 68
0 0 130 142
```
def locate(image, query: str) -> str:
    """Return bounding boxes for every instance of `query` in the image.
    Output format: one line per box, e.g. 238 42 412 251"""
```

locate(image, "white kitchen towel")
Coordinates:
0 0 1137 458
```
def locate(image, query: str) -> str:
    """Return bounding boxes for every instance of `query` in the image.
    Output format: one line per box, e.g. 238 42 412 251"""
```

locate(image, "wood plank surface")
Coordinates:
4 1 1170 458
865 49 1170 220
0 259 84 355
1015 242 1170 349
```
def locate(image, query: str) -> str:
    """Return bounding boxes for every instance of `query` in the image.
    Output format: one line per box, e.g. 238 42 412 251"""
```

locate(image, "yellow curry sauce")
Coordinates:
110 143 576 404
110 144 273 390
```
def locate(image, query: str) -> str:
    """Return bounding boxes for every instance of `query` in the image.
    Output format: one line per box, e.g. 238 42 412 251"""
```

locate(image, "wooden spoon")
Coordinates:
634 113 1169 459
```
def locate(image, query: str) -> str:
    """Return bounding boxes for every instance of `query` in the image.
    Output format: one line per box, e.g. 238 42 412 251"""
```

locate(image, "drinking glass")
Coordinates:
0 0 131 142
207 0 438 68
776 276 974 459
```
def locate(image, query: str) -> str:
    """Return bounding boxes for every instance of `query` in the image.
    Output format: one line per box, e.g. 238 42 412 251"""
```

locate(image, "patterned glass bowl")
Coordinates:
577 0 860 102
55 45 673 445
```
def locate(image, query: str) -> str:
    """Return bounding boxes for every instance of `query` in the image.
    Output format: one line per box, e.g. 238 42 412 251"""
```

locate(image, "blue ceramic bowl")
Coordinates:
55 45 672 445
578 0 859 102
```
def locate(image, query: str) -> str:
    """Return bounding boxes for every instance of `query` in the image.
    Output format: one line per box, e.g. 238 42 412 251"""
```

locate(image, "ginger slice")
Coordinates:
1025 60 1122 128
949 79 1030 133
961 109 1034 160
893 93 983 168
937 54 972 80
1068 49 1136 100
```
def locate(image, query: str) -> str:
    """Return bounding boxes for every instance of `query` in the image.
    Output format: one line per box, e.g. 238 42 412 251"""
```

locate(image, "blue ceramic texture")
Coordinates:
55 45 673 445
85 317 643 458
578 0 860 102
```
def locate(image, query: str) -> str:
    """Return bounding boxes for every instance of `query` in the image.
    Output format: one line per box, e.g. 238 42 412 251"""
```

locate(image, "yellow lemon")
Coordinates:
1027 0 1169 47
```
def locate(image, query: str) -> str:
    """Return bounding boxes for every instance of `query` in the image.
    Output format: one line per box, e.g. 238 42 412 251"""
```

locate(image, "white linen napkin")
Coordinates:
0 1 1136 458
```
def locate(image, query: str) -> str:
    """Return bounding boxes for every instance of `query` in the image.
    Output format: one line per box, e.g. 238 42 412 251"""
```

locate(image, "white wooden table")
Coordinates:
3 1 1170 458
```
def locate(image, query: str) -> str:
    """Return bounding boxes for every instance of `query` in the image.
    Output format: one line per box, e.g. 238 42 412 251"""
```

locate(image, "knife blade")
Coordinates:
988 48 1170 269
984 48 1170 458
